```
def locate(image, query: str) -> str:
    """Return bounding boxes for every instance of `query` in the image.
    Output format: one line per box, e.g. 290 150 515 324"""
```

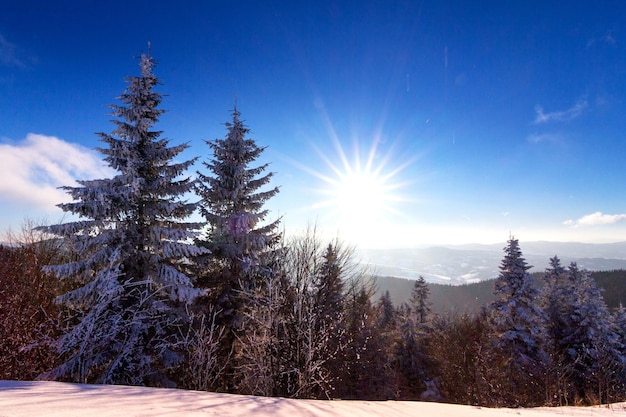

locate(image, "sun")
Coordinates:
306 136 412 246
284 101 418 247
326 163 393 226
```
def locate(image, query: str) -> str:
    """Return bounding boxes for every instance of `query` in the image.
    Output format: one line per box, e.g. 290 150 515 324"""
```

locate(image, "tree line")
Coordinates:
375 270 626 316
1 52 625 406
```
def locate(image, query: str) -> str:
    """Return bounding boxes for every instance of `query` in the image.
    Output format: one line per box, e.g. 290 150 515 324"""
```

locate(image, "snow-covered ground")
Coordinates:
1 380 625 417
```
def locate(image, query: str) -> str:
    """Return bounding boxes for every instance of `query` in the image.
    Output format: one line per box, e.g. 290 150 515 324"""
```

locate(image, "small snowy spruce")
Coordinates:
561 263 625 402
38 52 207 385
540 256 572 347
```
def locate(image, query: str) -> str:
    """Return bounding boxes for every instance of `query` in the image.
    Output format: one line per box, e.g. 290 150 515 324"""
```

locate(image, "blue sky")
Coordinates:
2 0 626 247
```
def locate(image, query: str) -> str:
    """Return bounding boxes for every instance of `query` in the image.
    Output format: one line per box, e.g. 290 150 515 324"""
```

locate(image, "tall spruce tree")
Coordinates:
488 237 547 405
195 106 280 299
38 52 206 385
195 106 280 392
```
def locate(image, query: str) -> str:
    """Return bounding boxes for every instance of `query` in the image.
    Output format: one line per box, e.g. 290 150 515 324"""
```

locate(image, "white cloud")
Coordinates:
564 211 626 227
0 134 114 210
533 99 587 124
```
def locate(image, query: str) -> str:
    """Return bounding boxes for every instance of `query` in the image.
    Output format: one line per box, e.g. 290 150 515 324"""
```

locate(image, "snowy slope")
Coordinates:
1 380 625 417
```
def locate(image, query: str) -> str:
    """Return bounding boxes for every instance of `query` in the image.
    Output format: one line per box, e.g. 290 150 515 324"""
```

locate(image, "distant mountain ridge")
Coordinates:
375 270 626 315
358 241 626 285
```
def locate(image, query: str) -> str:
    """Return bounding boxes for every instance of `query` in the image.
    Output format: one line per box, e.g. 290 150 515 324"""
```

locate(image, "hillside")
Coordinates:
375 269 626 314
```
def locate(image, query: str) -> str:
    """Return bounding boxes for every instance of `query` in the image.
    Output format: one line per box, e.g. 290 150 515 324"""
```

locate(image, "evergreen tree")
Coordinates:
409 276 432 325
341 283 379 398
488 237 547 406
540 258 625 404
395 276 434 399
194 106 280 392
539 256 576 405
314 244 345 334
195 106 280 321
564 263 624 403
377 290 396 330
540 256 571 343
195 106 280 278
38 52 206 385
311 243 346 395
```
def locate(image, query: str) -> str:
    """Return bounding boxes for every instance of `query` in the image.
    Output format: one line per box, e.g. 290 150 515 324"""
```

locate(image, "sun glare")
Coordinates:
304 136 414 247
285 101 419 247
329 165 391 225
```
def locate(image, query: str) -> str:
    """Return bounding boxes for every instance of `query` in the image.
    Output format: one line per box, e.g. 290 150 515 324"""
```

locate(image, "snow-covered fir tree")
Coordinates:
38 52 206 385
195 106 280 318
539 256 578 404
562 263 625 402
490 238 547 360
540 256 572 344
488 237 547 405
194 106 280 393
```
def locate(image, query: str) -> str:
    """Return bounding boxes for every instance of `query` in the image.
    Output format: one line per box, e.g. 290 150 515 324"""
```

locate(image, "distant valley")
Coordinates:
358 241 626 285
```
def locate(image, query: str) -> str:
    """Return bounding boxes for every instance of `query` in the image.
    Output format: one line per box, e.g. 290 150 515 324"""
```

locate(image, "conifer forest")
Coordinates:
1 53 626 408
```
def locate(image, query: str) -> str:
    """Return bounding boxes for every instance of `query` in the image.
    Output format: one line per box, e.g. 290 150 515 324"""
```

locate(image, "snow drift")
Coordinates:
1 380 625 417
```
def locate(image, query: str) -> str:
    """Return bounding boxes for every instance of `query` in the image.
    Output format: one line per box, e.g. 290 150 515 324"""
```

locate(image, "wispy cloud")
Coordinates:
587 32 617 48
603 33 617 44
564 211 626 227
0 34 25 68
533 99 588 124
526 132 563 144
0 134 114 210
